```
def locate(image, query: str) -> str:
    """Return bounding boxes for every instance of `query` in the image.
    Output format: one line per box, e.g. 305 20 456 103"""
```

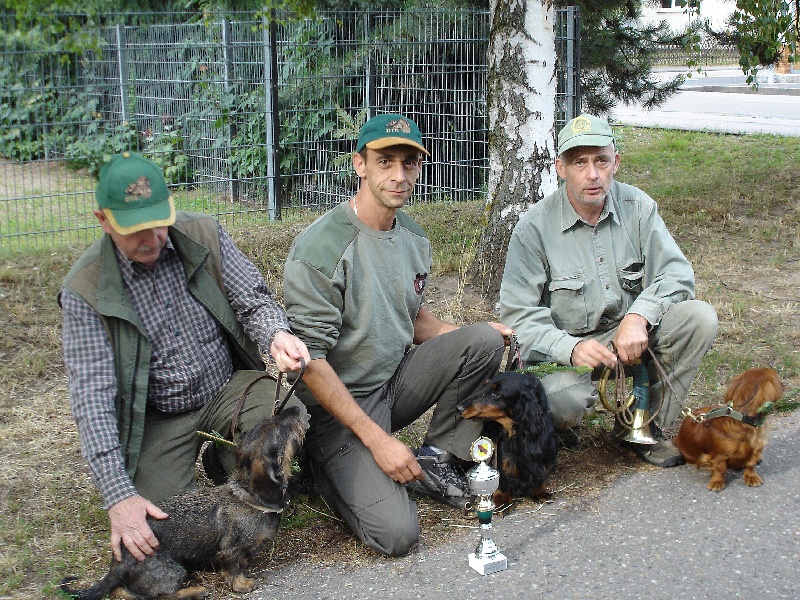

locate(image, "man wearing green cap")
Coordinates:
283 114 512 556
61 152 309 563
500 114 718 467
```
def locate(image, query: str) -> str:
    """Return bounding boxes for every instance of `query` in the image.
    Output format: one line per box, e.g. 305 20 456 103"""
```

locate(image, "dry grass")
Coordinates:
1 128 799 599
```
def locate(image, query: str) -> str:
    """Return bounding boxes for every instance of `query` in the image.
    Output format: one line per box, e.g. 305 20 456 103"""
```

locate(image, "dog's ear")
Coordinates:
725 368 785 413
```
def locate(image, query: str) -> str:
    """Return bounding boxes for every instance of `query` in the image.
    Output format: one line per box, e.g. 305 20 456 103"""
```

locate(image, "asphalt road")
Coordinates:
613 69 800 136
250 412 800 600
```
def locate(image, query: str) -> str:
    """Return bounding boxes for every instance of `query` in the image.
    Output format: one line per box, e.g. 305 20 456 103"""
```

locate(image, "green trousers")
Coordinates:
133 370 307 503
305 323 506 557
541 299 718 433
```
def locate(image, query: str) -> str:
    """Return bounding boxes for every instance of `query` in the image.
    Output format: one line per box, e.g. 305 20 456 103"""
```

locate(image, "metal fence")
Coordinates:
653 37 739 67
0 8 580 251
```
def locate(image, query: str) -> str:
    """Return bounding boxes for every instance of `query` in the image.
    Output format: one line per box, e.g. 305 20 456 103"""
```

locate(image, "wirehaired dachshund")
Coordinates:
457 372 558 506
61 406 308 600
675 367 784 492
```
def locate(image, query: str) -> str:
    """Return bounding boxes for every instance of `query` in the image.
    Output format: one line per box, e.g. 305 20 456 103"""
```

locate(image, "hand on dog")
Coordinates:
270 330 310 373
108 495 168 562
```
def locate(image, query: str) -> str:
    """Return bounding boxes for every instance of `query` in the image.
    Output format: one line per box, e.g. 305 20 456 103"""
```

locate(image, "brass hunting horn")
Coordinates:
598 356 657 445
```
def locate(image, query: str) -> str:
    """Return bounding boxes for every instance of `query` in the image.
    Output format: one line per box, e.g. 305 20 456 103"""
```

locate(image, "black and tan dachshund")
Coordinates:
61 406 308 600
457 372 558 506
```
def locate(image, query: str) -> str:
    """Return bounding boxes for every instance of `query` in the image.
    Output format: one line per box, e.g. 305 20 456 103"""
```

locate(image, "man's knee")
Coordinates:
361 506 419 556
540 370 596 430
660 300 718 351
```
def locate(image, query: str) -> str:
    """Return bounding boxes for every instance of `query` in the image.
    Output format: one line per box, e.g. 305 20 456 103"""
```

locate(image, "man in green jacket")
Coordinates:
500 114 718 467
61 152 309 563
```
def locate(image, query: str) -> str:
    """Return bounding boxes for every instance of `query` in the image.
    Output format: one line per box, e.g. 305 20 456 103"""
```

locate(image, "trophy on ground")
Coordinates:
465 436 508 575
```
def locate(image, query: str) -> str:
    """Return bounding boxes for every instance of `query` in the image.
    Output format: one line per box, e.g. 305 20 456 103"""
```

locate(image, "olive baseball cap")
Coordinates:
557 114 615 156
355 113 430 155
95 152 175 235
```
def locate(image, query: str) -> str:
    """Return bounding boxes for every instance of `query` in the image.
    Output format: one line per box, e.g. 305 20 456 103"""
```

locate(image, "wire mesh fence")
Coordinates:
1 8 582 251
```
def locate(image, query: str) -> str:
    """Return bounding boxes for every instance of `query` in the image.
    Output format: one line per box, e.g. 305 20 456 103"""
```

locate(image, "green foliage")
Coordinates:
729 0 799 85
143 119 192 185
775 387 800 414
64 112 140 177
519 363 592 378
556 0 685 114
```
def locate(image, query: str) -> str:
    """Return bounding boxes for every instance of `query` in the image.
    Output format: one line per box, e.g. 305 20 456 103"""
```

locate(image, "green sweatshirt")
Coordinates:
284 202 432 404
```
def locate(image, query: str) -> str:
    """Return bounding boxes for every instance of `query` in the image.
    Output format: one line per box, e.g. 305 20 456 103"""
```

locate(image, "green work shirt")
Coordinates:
499 180 695 366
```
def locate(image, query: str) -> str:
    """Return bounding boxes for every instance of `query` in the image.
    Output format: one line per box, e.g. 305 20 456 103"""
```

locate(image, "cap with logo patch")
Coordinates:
356 113 430 156
95 152 175 235
557 114 615 156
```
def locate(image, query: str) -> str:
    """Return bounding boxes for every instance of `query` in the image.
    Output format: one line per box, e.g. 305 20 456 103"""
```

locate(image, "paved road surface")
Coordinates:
613 68 800 136
251 413 800 599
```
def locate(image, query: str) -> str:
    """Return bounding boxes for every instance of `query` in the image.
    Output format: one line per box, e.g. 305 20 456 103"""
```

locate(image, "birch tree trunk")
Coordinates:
474 0 558 299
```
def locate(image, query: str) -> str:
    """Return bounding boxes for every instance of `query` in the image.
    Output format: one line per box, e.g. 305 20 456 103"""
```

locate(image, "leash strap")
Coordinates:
274 357 307 415
230 372 278 440
229 358 308 440
505 333 522 372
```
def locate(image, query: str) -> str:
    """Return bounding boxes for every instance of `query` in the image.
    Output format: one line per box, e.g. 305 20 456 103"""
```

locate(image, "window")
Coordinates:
660 0 699 8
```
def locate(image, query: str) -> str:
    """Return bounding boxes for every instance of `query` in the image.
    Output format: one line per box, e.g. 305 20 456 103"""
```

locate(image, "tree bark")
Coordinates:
474 0 558 301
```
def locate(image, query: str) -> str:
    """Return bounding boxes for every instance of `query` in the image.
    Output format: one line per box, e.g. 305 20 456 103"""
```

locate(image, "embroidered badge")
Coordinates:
386 119 412 134
414 272 428 295
125 176 153 203
570 115 592 135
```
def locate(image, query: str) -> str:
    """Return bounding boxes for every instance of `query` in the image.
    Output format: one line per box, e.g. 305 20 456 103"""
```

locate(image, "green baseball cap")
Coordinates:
557 114 615 156
95 152 175 235
356 113 430 156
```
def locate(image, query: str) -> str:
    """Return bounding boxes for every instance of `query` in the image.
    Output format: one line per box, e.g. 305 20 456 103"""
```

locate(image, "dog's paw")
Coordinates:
744 472 763 487
707 479 726 492
227 573 257 593
174 585 209 599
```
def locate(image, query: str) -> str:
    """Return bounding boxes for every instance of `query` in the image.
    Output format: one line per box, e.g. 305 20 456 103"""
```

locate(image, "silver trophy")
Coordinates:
466 437 508 575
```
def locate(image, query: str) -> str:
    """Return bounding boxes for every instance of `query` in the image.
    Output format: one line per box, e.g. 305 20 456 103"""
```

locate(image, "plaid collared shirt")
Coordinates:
62 223 290 508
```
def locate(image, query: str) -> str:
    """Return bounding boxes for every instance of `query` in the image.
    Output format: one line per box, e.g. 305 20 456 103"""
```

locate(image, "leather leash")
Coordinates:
229 357 307 439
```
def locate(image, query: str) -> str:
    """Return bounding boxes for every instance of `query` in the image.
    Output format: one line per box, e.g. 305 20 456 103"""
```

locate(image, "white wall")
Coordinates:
641 0 734 33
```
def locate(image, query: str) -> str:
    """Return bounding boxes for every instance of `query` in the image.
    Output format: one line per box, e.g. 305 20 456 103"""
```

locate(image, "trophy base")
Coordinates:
468 552 508 575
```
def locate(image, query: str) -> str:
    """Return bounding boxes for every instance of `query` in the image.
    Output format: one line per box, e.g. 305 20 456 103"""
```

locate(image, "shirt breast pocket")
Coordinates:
620 264 644 295
548 278 589 333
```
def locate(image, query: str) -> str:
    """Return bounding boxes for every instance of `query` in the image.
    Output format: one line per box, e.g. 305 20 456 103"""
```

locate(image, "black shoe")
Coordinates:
201 444 229 485
407 449 473 509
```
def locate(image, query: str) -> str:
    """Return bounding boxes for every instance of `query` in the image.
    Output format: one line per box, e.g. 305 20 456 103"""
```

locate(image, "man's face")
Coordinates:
555 142 620 211
94 210 169 268
353 145 423 210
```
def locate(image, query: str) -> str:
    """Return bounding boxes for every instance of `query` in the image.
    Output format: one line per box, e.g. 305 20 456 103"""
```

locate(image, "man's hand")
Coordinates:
365 430 424 484
570 338 617 370
270 330 311 373
487 321 514 343
612 313 650 365
108 495 168 562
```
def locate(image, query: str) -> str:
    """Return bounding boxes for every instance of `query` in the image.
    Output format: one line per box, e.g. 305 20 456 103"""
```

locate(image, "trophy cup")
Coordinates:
466 437 508 575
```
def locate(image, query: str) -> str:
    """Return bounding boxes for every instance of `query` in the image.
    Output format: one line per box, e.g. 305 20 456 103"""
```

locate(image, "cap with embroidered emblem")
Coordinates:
95 151 175 235
356 113 430 155
557 114 615 156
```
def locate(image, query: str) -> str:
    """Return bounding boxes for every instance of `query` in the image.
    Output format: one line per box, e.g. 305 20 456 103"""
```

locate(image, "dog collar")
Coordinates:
681 405 766 427
227 481 285 514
